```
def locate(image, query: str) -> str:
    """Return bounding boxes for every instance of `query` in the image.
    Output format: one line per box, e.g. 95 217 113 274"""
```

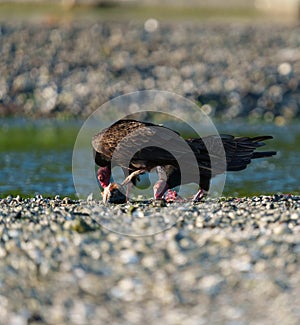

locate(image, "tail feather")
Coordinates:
189 133 276 174
225 135 276 171
252 151 277 159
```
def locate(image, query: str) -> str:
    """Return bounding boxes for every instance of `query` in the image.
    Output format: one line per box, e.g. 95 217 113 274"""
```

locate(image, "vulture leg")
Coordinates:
125 182 132 201
121 169 146 186
192 188 206 202
193 175 210 202
153 180 168 199
154 167 183 202
153 166 169 199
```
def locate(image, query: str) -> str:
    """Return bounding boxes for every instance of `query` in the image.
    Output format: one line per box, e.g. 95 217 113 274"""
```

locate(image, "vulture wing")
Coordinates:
92 119 192 171
185 134 276 175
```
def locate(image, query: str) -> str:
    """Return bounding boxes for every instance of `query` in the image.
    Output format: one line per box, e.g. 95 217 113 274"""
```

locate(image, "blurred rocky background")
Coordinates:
0 0 300 123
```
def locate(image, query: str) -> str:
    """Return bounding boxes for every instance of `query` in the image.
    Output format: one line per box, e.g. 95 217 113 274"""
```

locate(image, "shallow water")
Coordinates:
0 118 299 198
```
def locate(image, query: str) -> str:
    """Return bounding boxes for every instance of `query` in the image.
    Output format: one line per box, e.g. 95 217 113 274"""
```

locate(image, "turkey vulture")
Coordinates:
92 119 276 203
92 119 186 202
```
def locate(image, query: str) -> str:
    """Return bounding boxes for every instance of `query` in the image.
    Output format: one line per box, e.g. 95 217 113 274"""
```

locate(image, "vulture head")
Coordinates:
97 166 111 189
97 166 126 204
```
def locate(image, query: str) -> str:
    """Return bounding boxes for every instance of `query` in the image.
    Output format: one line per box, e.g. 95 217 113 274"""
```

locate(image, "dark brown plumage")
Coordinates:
160 135 276 194
92 119 182 172
92 119 276 203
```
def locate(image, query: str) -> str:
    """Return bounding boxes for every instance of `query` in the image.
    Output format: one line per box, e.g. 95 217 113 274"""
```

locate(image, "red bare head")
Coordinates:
97 166 111 188
153 180 168 200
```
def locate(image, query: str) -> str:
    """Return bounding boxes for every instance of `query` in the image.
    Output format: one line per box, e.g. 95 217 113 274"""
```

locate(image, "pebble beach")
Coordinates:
0 194 299 324
0 20 300 122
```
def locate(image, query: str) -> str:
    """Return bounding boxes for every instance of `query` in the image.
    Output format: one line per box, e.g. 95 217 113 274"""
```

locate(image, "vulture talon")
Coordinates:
163 189 182 203
192 188 206 202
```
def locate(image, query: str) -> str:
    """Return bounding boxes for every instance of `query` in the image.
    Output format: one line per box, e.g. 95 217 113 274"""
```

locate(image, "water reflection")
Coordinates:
0 119 299 198
1 150 74 197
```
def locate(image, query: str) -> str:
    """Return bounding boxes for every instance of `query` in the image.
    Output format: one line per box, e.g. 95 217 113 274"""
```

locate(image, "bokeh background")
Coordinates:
0 0 299 197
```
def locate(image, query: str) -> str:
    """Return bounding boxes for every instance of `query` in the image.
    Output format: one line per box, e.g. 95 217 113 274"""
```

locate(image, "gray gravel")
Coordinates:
0 194 299 324
1 21 300 122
